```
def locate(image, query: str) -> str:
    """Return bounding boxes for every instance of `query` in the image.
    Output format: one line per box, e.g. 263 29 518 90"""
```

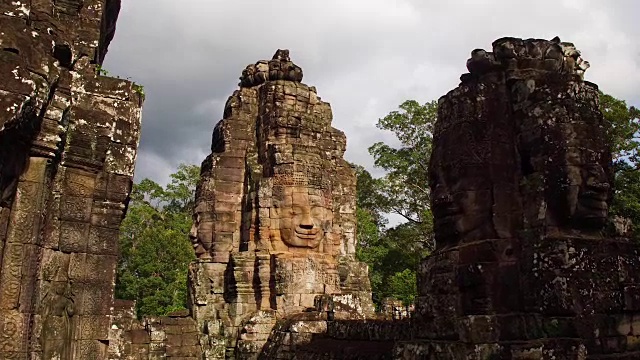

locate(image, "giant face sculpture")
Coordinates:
430 157 496 248
543 97 612 229
429 93 499 248
567 163 610 227
189 201 214 258
501 39 611 231
270 177 333 250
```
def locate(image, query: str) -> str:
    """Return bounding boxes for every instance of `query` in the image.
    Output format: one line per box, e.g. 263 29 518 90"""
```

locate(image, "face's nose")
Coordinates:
585 165 610 192
432 183 451 204
299 209 314 230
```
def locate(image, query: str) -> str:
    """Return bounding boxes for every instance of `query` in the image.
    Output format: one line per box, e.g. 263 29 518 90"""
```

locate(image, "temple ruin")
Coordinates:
237 37 640 359
1 2 639 357
0 0 143 359
108 50 376 359
187 49 375 357
396 37 637 358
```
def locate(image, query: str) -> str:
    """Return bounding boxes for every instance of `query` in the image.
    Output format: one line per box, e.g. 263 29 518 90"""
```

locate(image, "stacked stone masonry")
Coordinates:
107 50 376 360
187 49 375 358
109 300 201 360
395 36 640 359
3 13 635 358
0 1 143 359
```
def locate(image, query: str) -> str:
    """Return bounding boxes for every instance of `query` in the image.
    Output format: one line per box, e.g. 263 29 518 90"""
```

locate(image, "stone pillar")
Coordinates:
396 36 633 359
187 50 375 358
0 1 143 358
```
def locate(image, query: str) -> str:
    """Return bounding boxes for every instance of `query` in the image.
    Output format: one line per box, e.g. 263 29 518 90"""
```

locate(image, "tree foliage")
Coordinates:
367 100 437 250
354 164 426 307
116 164 199 317
601 92 640 238
600 91 640 165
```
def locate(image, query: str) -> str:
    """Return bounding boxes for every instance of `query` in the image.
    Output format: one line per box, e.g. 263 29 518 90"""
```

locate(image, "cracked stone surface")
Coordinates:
108 50 375 360
0 1 143 359
397 36 639 359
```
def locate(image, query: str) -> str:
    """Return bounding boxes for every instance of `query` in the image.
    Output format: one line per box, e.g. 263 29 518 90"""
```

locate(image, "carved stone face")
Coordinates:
546 128 611 229
515 81 612 231
189 201 214 258
429 116 497 248
573 163 610 225
272 186 333 249
430 164 495 248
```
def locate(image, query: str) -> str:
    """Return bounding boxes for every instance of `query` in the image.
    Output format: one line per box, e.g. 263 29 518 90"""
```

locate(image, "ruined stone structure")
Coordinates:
188 49 374 358
109 301 201 359
5 18 634 358
107 50 374 359
395 37 639 359
0 1 143 359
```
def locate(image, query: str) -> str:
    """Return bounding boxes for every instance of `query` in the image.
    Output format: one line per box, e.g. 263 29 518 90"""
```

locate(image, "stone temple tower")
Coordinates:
0 1 143 359
395 37 640 359
187 50 374 358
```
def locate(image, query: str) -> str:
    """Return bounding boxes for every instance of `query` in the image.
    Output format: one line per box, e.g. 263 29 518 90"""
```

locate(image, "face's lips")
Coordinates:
579 190 608 210
433 197 461 219
294 227 319 239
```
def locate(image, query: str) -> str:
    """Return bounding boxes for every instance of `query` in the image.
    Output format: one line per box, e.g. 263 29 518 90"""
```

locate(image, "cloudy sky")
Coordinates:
103 0 640 186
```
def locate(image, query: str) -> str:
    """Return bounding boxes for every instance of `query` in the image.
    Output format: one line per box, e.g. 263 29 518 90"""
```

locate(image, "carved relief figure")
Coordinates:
269 172 333 251
534 86 612 230
41 280 75 360
189 201 214 259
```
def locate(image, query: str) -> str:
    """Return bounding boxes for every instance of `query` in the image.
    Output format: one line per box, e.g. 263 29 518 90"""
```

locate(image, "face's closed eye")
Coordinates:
310 206 325 219
288 206 303 217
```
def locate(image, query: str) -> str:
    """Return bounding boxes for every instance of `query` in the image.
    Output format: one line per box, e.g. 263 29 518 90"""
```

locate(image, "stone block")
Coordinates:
0 311 26 352
40 250 70 281
63 169 96 196
90 202 125 228
458 315 499 343
106 173 133 197
77 315 111 340
59 221 90 253
87 226 119 255
166 344 199 357
13 181 44 213
128 329 151 345
624 286 640 311
0 246 23 310
5 208 39 244
59 195 93 222
77 283 113 315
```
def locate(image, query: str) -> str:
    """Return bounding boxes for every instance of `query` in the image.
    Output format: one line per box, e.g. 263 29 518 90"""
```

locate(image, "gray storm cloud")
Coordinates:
103 0 640 187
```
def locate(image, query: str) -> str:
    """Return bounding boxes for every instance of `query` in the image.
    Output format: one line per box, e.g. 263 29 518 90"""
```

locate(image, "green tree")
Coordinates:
611 162 640 236
387 269 417 305
354 165 425 306
116 164 199 317
600 92 640 238
600 91 640 165
368 100 437 250
353 100 437 306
